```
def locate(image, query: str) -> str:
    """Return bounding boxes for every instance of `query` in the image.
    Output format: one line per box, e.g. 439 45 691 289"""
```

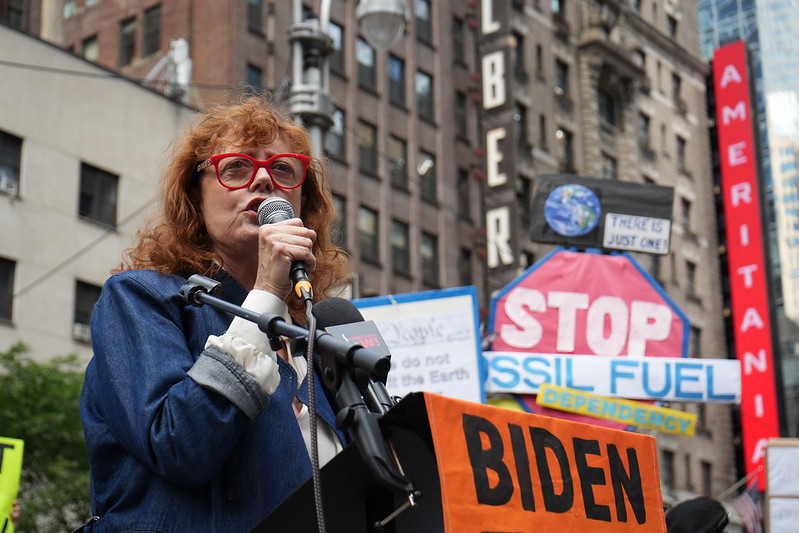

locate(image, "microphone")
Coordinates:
257 197 313 301
313 298 392 361
312 298 416 499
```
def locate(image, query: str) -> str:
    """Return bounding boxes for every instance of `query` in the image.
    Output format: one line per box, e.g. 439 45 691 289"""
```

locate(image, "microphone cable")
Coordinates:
303 299 326 533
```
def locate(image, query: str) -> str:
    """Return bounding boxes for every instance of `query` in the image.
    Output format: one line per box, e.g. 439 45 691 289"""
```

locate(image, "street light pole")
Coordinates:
289 0 334 160
289 0 409 159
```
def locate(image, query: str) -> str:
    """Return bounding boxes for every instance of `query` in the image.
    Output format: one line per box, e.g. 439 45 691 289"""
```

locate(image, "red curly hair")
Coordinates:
118 96 350 320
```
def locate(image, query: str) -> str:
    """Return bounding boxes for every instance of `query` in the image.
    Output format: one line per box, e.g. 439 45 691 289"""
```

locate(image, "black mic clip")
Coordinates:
180 274 222 306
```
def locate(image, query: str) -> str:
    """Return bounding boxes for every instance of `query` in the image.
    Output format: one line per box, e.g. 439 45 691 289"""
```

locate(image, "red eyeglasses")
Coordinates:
196 152 311 190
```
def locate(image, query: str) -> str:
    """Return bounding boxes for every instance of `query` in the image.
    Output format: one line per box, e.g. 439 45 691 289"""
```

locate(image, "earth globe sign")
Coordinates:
543 184 601 237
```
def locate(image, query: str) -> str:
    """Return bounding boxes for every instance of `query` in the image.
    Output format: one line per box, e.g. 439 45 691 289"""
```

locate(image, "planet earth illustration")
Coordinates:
543 184 601 237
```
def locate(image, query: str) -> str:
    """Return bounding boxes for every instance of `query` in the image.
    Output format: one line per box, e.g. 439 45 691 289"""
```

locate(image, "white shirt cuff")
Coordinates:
205 290 290 395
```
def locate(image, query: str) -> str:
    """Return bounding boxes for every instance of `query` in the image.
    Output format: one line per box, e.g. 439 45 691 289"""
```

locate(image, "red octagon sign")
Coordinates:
487 249 689 428
489 249 688 358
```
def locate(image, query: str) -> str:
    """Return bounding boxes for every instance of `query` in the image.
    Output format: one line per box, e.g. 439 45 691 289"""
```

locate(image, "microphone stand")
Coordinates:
180 275 419 530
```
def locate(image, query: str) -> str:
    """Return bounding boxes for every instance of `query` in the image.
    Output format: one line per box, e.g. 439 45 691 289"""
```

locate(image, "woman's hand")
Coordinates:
11 499 20 527
253 219 317 300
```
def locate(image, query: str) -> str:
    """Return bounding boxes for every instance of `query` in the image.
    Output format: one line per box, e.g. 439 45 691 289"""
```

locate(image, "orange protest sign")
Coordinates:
423 392 666 532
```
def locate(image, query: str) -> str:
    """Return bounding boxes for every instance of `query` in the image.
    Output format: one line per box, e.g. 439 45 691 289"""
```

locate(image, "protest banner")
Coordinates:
354 286 484 403
536 384 697 436
424 393 666 532
0 437 24 533
766 438 799 532
484 352 741 403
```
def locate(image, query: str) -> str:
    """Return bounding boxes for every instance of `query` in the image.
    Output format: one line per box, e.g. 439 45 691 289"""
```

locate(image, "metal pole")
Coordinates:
289 0 334 160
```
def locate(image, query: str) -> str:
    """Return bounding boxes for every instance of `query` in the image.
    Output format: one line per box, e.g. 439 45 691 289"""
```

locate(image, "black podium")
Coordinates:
253 392 444 533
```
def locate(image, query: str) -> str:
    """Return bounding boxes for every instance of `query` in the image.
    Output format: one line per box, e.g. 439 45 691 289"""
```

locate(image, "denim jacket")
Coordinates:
80 269 346 532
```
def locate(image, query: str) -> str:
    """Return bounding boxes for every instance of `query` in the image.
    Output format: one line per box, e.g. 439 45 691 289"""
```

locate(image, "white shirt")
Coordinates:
206 290 343 466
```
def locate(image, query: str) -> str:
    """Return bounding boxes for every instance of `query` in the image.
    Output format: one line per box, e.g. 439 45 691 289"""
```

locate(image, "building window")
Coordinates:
598 89 617 127
73 281 102 342
416 70 434 121
0 129 22 196
459 248 473 286
415 0 433 44
391 220 411 275
0 257 15 322
358 206 379 264
388 136 408 189
79 163 118 227
455 91 468 137
552 0 565 19
388 55 405 106
6 0 24 28
358 120 378 176
520 250 535 269
697 404 708 433
329 22 345 74
457 168 471 220
517 175 533 226
649 254 661 282
539 114 548 151
421 232 439 287
681 197 692 231
118 16 136 67
452 16 465 63
661 450 675 490
690 325 702 357
676 135 687 171
514 32 527 82
672 73 683 104
247 0 263 33
515 103 529 148
638 112 651 147
357 38 376 90
418 150 437 203
536 44 544 77
246 64 262 93
63 0 77 18
331 194 346 249
667 15 678 39
601 152 617 180
142 4 161 56
685 260 697 296
325 108 346 159
700 461 712 496
556 127 574 171
82 35 99 62
555 59 568 95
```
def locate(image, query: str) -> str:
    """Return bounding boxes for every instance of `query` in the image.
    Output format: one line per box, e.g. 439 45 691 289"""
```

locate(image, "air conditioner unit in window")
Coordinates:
0 175 18 196
72 322 92 342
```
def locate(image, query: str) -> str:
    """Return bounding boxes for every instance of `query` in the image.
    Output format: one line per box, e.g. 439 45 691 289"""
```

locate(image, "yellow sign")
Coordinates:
0 437 24 533
537 384 697 436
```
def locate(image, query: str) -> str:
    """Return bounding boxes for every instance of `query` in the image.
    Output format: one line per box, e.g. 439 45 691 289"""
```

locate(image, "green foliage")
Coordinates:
0 342 91 533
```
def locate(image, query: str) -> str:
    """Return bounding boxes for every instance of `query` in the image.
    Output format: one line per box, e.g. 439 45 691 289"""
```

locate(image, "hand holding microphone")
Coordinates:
257 197 314 302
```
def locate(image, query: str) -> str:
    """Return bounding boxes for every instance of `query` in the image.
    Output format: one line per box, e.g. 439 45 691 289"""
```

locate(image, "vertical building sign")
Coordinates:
713 41 779 486
479 0 518 294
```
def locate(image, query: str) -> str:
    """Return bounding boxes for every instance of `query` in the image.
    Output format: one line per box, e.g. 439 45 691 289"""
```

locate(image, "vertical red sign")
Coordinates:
713 41 779 486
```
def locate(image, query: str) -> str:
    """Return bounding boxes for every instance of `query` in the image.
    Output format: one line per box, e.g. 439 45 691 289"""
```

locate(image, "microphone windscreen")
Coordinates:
257 197 294 225
312 297 366 329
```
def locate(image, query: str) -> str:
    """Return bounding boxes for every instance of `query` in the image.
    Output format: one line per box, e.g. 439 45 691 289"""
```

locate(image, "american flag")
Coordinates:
732 481 762 533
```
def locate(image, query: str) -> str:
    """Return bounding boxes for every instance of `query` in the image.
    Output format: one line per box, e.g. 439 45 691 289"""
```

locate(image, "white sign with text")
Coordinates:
354 286 484 403
603 213 671 254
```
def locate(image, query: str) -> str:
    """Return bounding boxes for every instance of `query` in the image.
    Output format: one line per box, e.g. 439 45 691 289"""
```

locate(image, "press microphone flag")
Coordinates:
257 197 313 301
313 297 392 360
